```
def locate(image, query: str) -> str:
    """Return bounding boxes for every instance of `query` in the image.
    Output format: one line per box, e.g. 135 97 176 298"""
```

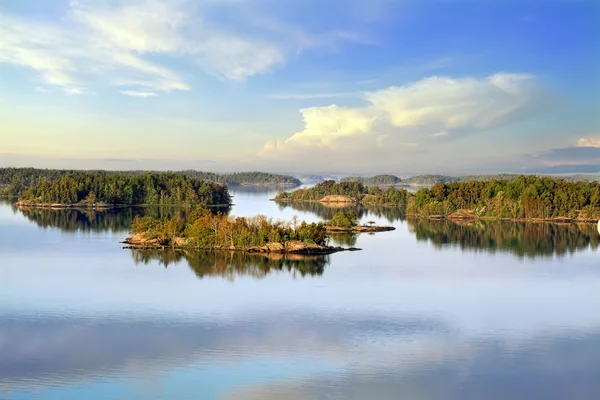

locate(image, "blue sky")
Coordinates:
1 0 599 173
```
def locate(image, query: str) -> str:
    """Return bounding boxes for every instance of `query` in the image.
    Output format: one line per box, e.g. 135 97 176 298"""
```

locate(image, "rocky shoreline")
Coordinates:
122 234 361 255
15 202 129 209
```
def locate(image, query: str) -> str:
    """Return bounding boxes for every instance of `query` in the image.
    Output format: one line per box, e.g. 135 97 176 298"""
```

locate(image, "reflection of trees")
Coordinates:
131 250 329 280
328 233 358 247
15 206 230 234
276 202 405 223
408 218 600 259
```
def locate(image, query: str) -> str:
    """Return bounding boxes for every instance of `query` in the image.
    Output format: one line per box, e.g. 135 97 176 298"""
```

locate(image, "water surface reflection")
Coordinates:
410 218 600 259
131 250 329 279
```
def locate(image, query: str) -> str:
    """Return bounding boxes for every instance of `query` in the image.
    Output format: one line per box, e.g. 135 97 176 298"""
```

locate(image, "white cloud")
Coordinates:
577 136 600 147
0 0 321 93
262 73 544 157
121 90 158 98
63 87 85 96
264 105 377 151
70 0 187 54
365 73 535 130
194 33 284 81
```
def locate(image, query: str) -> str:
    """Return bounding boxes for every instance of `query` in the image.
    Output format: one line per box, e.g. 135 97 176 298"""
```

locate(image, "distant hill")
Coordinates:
340 173 600 187
340 175 401 185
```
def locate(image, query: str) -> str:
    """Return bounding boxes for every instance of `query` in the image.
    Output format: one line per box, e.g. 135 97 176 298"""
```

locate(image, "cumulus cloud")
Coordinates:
577 136 600 148
262 73 545 158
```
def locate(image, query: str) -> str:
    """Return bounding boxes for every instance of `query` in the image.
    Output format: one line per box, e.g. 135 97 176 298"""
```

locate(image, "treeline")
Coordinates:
132 250 328 280
18 173 231 206
340 175 401 185
275 180 411 208
408 176 600 220
0 168 300 197
409 218 599 259
180 171 301 186
131 206 328 249
278 176 600 221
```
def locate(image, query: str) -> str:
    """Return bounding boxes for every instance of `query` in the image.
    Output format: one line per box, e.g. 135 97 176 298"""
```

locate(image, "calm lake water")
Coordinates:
1 187 600 400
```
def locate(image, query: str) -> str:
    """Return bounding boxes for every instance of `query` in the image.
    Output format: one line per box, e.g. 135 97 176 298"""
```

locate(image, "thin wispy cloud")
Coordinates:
120 90 158 98
0 0 370 94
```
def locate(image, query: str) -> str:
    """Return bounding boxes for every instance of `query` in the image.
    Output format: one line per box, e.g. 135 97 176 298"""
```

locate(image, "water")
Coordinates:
1 187 599 400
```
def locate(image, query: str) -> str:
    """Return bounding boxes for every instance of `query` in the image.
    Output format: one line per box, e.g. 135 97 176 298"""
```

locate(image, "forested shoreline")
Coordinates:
15 173 231 207
276 176 600 222
0 168 300 198
274 180 411 208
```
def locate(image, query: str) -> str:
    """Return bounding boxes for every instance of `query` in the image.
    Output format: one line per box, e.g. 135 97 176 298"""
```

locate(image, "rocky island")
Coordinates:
122 206 373 255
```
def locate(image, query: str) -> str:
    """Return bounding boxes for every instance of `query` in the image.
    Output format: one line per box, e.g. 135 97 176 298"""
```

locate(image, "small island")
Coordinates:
274 180 411 208
123 206 366 255
324 211 396 233
122 207 395 254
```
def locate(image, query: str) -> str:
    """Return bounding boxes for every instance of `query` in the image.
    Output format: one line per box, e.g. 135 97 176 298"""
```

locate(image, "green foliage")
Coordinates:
275 180 368 202
275 180 411 208
17 172 231 206
0 168 299 198
135 205 329 249
407 175 600 220
328 211 358 228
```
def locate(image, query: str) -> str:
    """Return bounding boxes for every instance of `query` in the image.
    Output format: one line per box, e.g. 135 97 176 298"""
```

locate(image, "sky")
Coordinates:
0 0 599 174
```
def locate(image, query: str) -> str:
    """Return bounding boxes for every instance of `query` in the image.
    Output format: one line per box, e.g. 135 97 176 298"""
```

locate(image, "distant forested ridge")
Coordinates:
407 176 600 221
180 171 301 186
0 168 300 197
339 173 600 186
274 180 411 208
340 175 401 185
16 173 231 207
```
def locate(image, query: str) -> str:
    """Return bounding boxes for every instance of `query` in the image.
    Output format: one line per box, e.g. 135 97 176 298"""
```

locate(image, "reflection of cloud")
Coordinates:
227 332 600 400
0 313 448 392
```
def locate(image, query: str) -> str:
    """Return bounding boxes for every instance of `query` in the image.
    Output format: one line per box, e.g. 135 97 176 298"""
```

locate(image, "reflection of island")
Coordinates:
409 218 600 259
277 201 405 223
14 206 229 233
131 250 329 279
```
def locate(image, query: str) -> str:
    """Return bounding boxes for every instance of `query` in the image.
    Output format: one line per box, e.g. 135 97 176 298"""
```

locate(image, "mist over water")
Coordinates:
1 187 599 400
